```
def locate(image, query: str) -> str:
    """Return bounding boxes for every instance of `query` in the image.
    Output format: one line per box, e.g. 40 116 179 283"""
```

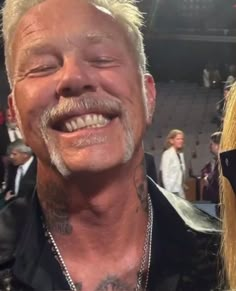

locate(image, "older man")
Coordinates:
0 0 221 290
0 108 22 186
4 139 36 202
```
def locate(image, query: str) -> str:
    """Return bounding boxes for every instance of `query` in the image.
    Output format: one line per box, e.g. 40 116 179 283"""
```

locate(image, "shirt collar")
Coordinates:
20 156 34 176
7 127 22 142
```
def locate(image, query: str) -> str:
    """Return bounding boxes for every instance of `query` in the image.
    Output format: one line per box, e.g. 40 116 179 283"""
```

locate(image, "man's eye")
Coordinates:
95 58 112 62
27 65 58 76
91 58 115 67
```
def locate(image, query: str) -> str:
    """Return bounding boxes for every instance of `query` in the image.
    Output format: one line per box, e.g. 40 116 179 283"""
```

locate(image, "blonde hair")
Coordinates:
1 0 146 87
164 129 184 150
220 84 236 289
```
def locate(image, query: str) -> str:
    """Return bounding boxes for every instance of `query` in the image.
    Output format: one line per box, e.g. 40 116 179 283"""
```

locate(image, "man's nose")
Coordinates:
56 58 97 97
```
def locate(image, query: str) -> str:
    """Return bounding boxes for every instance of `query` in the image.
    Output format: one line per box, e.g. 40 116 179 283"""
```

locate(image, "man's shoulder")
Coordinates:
162 147 176 159
149 177 221 234
149 179 223 290
163 147 173 154
26 156 37 172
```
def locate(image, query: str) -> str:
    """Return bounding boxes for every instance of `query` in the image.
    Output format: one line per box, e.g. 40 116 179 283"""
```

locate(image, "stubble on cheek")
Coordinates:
39 118 71 177
121 111 135 164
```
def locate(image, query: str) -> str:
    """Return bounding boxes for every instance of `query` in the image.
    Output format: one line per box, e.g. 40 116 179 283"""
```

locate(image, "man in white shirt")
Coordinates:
5 108 22 142
160 129 186 198
4 140 36 202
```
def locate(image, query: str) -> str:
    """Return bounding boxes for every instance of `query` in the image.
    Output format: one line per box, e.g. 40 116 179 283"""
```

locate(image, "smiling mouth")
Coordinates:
53 113 114 133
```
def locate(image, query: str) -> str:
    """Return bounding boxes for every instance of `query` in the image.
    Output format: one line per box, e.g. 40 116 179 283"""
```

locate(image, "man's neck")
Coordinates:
37 153 149 288
21 156 32 166
175 148 182 153
37 152 148 257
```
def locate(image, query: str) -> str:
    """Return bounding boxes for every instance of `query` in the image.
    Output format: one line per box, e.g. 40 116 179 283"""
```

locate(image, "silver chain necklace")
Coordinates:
43 194 153 291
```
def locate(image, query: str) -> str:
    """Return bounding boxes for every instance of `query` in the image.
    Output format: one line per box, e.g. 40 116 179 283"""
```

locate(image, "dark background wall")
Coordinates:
145 39 236 82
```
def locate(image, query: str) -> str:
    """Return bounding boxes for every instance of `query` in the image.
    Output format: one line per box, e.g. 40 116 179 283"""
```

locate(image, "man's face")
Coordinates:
9 150 28 166
171 134 184 150
10 0 155 176
210 141 219 156
6 108 16 126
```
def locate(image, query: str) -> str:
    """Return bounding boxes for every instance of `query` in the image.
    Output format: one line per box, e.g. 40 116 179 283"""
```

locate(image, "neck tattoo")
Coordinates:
42 194 153 291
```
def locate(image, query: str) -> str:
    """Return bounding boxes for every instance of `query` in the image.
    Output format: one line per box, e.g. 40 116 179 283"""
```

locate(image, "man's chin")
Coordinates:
61 161 115 175
54 153 127 177
45 130 134 176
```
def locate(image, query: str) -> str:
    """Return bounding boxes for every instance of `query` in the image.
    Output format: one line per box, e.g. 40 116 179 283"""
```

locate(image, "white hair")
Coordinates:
7 139 33 156
1 0 147 87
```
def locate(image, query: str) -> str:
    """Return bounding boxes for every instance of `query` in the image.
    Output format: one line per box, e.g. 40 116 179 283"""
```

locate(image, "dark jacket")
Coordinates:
4 158 37 201
145 152 158 183
0 178 222 291
201 161 220 204
0 124 10 156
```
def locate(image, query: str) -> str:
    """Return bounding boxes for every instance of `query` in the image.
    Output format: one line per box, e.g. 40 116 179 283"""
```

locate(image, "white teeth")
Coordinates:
85 115 91 126
76 117 85 129
98 115 103 123
71 120 78 131
92 114 99 124
65 122 73 132
63 114 110 132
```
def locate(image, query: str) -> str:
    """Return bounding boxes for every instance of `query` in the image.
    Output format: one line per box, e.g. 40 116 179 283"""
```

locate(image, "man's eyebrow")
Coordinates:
66 32 116 47
21 43 59 56
21 33 114 54
84 33 115 43
17 33 116 64
14 43 57 70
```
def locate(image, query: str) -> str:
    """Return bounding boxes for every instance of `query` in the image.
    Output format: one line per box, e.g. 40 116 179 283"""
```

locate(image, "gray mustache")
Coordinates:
41 96 122 127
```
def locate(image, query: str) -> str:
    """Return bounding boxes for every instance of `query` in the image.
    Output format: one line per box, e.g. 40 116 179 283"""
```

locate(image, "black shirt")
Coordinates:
0 178 222 291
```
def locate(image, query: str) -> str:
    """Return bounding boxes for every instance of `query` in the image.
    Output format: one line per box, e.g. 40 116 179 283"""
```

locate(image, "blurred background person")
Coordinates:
215 83 235 127
160 129 186 198
202 62 221 89
0 108 22 190
224 64 236 88
201 132 221 205
4 108 22 142
4 139 36 203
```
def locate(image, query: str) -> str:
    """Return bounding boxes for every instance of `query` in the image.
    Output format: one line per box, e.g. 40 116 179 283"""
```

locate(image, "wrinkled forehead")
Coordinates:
13 0 124 48
11 0 133 71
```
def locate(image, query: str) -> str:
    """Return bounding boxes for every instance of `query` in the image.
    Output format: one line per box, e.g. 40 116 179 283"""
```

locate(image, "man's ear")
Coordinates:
144 74 156 125
8 93 17 123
